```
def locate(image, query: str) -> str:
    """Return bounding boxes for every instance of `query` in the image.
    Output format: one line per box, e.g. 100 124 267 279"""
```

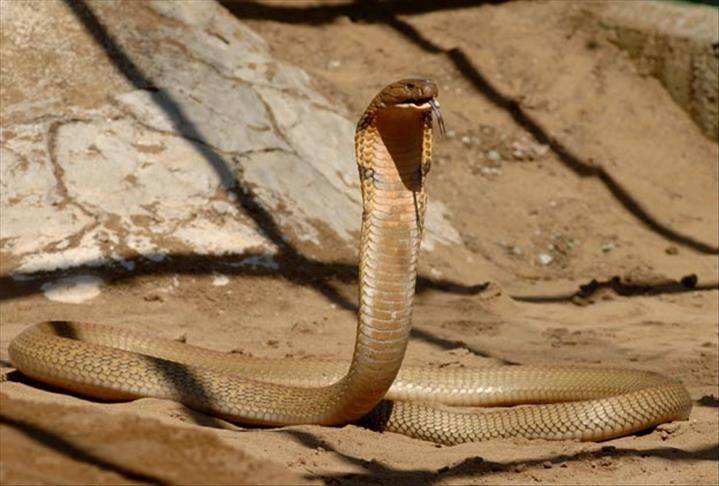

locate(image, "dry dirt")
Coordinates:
1 1 718 485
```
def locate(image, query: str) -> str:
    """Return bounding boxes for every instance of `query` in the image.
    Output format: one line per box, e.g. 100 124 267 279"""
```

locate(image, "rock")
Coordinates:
538 253 554 265
0 0 462 278
601 242 616 252
487 149 502 161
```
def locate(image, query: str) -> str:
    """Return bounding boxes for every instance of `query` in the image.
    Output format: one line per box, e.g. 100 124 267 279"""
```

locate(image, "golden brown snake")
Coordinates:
8 79 691 445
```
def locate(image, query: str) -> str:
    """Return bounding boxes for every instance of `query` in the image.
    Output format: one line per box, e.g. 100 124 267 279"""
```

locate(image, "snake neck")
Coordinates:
342 107 431 418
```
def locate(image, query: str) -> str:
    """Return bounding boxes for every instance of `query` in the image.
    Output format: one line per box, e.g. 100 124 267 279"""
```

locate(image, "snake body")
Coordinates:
8 79 691 445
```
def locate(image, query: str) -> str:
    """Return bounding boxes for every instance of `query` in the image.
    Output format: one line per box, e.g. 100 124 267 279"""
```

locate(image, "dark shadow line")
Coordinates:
0 251 489 309
141 356 230 429
0 414 168 485
218 0 506 25
697 395 719 408
514 275 719 303
3 253 713 306
411 327 518 365
279 428 433 484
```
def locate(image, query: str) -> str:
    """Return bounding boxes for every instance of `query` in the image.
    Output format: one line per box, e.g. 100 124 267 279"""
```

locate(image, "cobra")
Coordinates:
8 79 691 445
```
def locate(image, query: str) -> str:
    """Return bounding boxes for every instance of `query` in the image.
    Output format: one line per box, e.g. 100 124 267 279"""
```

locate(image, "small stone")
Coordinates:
538 253 553 265
601 243 616 253
461 135 471 145
446 129 457 139
532 144 550 157
173 332 187 343
144 291 165 302
511 141 527 160
657 422 682 439
328 60 341 69
542 461 553 469
266 339 279 347
511 245 523 256
479 166 502 176
212 273 230 286
665 245 679 255
211 201 236 216
487 149 501 161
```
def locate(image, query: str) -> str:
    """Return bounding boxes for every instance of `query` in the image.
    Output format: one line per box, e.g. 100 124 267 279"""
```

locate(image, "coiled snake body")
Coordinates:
9 79 691 445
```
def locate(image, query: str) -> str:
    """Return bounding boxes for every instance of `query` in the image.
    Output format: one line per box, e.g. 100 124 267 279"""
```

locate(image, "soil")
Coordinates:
1 1 717 485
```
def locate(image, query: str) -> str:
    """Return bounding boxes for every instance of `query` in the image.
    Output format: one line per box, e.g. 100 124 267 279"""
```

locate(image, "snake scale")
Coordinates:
9 79 692 445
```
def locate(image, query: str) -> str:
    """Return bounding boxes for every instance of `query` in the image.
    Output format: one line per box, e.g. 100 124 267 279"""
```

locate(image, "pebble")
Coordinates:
665 245 679 255
480 166 502 176
211 200 236 216
601 242 616 253
461 135 471 145
487 149 501 161
538 253 553 265
657 422 682 440
511 141 527 160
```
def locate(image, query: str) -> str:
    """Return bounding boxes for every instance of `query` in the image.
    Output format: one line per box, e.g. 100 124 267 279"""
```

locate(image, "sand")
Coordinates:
1 1 717 484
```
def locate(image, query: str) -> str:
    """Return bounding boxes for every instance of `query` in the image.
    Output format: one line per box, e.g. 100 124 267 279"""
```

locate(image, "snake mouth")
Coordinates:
395 97 434 109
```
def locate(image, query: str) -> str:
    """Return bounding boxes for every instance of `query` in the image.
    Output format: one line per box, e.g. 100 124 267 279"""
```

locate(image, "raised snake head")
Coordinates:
358 78 445 135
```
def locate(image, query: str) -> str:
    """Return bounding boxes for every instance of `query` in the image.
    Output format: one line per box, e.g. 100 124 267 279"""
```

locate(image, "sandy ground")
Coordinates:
1 1 718 484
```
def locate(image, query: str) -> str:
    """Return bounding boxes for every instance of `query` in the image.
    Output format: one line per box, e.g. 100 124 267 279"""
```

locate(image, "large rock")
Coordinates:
0 0 460 277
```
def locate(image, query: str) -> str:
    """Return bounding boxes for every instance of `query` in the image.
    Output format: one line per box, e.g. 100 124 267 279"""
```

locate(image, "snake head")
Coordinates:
373 78 446 135
378 78 438 106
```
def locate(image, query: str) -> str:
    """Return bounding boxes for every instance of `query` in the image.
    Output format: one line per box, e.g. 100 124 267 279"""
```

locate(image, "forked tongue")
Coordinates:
429 98 446 136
